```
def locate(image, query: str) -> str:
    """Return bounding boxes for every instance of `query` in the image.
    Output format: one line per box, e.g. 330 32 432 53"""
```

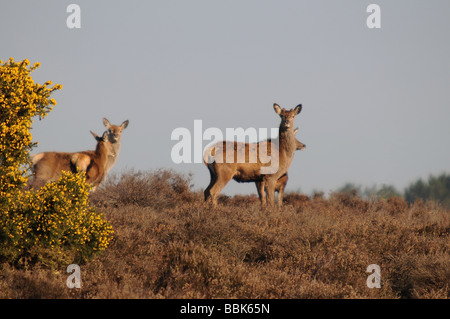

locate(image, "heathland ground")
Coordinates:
0 170 449 298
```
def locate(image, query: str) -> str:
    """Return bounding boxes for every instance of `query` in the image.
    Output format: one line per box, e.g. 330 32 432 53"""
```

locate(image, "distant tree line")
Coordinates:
404 173 450 209
336 173 450 209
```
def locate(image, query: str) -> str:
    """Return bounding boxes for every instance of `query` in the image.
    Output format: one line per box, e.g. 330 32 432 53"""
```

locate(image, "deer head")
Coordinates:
273 103 302 131
294 128 306 150
103 118 129 144
90 130 109 142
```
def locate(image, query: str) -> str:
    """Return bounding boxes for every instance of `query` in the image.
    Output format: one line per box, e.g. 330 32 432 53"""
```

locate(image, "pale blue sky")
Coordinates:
2 1 449 195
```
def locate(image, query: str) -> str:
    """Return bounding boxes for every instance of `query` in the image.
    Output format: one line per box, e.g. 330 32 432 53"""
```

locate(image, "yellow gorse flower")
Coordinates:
0 59 113 266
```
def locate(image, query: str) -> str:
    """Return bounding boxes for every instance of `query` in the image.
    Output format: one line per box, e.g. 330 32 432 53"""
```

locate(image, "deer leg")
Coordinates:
255 181 261 200
266 179 276 206
278 184 285 207
29 176 46 190
256 180 266 206
208 172 233 206
71 153 91 172
204 166 217 202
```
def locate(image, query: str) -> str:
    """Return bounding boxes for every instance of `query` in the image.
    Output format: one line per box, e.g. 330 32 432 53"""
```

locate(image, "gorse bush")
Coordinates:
1 172 113 267
0 58 59 195
0 58 113 268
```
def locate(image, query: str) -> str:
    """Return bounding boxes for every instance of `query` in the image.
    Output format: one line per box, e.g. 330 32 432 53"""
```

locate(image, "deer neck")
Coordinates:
110 141 120 157
278 126 296 157
96 142 110 169
106 141 120 169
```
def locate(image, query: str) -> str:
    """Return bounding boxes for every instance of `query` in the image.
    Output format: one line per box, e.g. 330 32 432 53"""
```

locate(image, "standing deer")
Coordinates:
30 131 114 191
255 129 306 205
102 118 129 183
203 103 303 206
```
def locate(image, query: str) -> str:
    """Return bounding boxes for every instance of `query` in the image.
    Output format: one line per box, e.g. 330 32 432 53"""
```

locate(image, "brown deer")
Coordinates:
102 118 129 180
30 131 114 191
255 129 306 205
203 103 303 206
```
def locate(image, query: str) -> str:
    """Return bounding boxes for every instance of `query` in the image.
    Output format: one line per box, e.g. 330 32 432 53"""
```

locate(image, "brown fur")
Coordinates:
204 103 303 206
30 131 113 190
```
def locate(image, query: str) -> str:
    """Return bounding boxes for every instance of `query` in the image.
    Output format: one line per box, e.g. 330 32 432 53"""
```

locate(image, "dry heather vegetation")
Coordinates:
1 169 449 299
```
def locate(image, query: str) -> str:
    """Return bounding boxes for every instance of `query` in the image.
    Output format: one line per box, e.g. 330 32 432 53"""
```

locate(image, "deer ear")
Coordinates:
90 130 100 141
273 103 282 115
121 120 129 130
103 118 111 129
294 104 302 115
294 127 299 135
101 131 108 141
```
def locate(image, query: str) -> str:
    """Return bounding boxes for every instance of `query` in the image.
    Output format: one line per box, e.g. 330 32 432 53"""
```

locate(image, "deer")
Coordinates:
203 103 303 207
255 129 306 205
102 118 129 183
30 131 114 191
